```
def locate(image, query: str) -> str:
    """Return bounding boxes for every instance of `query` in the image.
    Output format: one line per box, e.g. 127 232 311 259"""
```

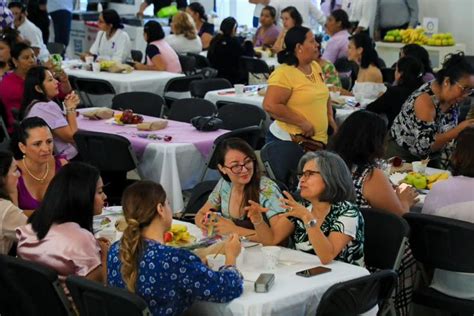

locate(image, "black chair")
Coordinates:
404 213 474 315
68 74 79 91
66 275 151 316
241 56 271 80
339 75 352 90
217 103 266 130
0 254 72 316
74 131 138 205
260 141 304 193
47 42 65 55
168 98 217 123
187 52 211 68
112 92 164 118
381 67 395 85
334 57 359 86
189 78 232 99
179 180 218 223
163 75 203 107
178 54 197 75
0 116 10 151
199 126 262 181
316 269 398 316
131 49 143 63
75 77 116 108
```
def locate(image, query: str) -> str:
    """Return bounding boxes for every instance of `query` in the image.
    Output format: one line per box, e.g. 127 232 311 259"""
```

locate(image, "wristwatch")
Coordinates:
304 218 318 229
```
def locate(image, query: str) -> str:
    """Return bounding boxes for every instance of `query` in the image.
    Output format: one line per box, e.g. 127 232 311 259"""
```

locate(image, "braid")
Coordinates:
120 218 142 293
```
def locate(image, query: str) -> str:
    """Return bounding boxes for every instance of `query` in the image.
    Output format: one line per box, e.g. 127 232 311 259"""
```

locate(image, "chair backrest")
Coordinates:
74 131 138 172
163 75 203 106
66 275 151 316
47 42 65 55
178 54 197 75
339 75 352 90
404 212 474 273
381 67 395 84
217 103 266 130
316 269 398 316
241 56 271 75
260 141 304 192
68 74 78 91
168 98 217 123
1 254 72 316
112 92 164 118
0 116 10 151
199 126 262 181
75 78 116 108
131 49 143 63
181 180 219 221
189 78 232 98
361 208 410 271
334 57 354 73
187 52 211 68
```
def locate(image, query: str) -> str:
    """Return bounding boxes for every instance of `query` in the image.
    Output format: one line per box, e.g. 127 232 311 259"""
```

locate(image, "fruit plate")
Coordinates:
390 168 450 192
106 118 138 127
165 235 197 248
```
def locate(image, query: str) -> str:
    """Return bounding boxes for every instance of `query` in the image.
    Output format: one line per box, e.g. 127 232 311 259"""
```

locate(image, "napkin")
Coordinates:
82 108 114 120
137 120 168 131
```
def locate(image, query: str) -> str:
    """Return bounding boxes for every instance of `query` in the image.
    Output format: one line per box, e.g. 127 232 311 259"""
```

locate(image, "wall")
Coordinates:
418 0 474 55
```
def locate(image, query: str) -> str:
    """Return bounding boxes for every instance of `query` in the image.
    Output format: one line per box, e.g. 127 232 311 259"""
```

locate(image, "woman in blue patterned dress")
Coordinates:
195 138 292 245
248 151 365 266
107 181 243 316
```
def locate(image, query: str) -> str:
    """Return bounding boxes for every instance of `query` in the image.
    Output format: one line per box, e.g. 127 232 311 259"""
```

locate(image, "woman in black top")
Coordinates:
207 17 252 84
137 0 188 17
186 2 214 50
366 56 423 127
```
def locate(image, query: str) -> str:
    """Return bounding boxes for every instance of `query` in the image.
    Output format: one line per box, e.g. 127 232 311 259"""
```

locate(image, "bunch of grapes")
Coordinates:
120 109 144 124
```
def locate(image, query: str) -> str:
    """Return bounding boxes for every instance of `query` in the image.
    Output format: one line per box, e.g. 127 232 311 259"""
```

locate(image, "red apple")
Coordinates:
164 231 174 243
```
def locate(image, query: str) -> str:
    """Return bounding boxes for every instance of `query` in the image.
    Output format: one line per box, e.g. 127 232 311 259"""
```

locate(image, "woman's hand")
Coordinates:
96 237 111 259
280 191 312 222
214 216 237 235
133 62 146 70
457 119 474 132
299 119 315 137
396 184 419 208
244 200 269 225
64 91 80 110
224 233 241 260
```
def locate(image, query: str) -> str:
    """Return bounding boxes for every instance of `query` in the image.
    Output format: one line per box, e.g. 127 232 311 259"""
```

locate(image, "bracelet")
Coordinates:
66 108 76 113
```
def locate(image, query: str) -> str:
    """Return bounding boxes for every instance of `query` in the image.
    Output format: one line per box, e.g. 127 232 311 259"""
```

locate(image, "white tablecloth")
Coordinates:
65 68 184 96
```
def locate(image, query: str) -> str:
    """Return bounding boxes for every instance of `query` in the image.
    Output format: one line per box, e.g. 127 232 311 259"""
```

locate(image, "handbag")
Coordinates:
191 115 223 131
290 134 326 152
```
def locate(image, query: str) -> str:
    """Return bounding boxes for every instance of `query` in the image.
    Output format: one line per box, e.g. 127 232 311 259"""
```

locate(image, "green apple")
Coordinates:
448 38 455 46
395 36 402 42
404 174 416 185
385 35 395 42
442 39 449 46
413 176 427 190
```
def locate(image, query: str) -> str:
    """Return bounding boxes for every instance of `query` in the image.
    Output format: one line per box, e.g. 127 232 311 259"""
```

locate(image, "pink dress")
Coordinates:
146 39 182 73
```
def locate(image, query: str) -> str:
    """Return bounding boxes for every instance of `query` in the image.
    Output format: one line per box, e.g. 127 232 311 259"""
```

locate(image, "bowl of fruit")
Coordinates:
391 170 450 192
164 224 196 247
113 109 144 125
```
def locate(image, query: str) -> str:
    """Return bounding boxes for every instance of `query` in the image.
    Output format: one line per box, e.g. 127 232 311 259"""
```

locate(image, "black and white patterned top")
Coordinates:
390 82 459 159
352 164 375 209
290 201 365 267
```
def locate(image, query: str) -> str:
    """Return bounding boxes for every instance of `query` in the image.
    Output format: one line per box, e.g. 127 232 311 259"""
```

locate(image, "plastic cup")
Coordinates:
261 246 281 270
92 62 101 72
206 254 226 271
412 161 427 174
234 84 245 96
97 229 116 243
85 56 94 64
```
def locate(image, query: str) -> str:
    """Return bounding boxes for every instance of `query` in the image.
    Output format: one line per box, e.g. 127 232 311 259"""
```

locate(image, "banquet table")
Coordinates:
77 111 227 212
94 210 376 316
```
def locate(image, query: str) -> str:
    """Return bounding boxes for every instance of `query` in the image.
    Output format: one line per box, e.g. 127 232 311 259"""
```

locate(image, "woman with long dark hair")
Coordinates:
186 2 214 50
400 43 435 83
322 9 350 63
272 6 303 54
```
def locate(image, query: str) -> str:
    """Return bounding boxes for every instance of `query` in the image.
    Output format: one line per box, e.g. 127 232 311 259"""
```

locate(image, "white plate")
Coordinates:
105 118 138 127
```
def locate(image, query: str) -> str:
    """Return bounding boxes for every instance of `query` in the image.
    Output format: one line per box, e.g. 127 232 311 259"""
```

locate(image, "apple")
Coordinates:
413 176 427 190
404 174 415 185
164 231 174 243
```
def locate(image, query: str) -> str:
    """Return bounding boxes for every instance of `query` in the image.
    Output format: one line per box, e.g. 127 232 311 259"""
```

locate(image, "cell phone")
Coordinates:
254 273 275 293
296 266 332 278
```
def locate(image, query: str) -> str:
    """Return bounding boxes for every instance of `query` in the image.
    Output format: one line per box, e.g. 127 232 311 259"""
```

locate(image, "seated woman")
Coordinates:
248 151 364 266
195 138 291 244
133 21 182 73
207 17 253 84
186 2 214 50
253 6 280 48
366 56 424 127
329 110 418 215
272 6 302 54
108 180 243 316
422 127 474 300
387 52 474 165
84 9 131 63
315 35 341 88
21 66 79 161
322 9 351 63
14 117 67 212
165 11 202 54
17 162 108 283
0 28 21 79
263 26 336 145
0 43 36 132
0 151 27 254
345 33 387 103
400 44 435 83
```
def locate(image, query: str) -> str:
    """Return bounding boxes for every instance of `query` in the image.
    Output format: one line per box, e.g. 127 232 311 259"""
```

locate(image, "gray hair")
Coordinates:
298 151 356 203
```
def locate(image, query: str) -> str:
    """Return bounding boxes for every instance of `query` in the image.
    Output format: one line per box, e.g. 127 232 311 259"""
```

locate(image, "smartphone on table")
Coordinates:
296 266 332 278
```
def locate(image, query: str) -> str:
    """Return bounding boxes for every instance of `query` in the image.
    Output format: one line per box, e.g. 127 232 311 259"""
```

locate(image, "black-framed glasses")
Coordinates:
297 170 321 180
455 82 474 96
224 159 254 174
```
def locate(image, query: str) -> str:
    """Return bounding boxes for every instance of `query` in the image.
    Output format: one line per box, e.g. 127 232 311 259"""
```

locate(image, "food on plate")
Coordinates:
165 224 195 246
427 33 456 46
114 109 144 125
115 217 128 232
401 171 449 190
99 60 116 70
100 216 111 226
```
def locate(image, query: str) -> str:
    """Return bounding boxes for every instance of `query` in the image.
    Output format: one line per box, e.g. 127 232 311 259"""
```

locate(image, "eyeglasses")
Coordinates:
297 170 320 180
455 82 474 96
224 159 254 174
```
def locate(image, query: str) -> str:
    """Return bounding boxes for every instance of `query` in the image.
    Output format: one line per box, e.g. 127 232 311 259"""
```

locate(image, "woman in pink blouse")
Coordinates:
16 162 108 283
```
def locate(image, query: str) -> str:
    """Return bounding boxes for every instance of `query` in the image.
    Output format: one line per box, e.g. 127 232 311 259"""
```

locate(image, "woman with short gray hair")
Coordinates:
247 150 364 266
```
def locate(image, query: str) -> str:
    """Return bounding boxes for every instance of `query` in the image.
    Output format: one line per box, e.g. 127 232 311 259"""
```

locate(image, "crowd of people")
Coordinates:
0 0 473 316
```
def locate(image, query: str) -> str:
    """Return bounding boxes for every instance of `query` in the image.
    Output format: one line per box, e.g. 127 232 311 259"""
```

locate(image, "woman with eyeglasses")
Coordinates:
195 138 292 245
247 150 364 266
387 52 474 167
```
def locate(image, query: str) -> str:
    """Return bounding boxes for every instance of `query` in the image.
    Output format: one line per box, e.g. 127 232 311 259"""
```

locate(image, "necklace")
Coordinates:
298 65 316 83
22 158 49 183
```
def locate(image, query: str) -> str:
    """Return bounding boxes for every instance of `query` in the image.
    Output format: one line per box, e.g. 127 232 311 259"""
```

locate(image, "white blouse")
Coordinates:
165 34 202 54
352 81 387 106
89 29 131 63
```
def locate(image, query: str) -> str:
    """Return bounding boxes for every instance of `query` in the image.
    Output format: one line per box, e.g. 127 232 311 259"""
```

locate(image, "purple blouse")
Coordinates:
322 29 350 63
17 156 63 210
254 24 280 47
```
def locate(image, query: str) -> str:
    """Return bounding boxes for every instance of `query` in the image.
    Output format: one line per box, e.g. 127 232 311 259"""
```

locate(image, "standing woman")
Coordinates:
322 9 351 63
253 6 280 48
388 52 474 165
84 9 131 63
263 26 336 145
186 2 214 50
272 6 303 54
133 21 182 73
